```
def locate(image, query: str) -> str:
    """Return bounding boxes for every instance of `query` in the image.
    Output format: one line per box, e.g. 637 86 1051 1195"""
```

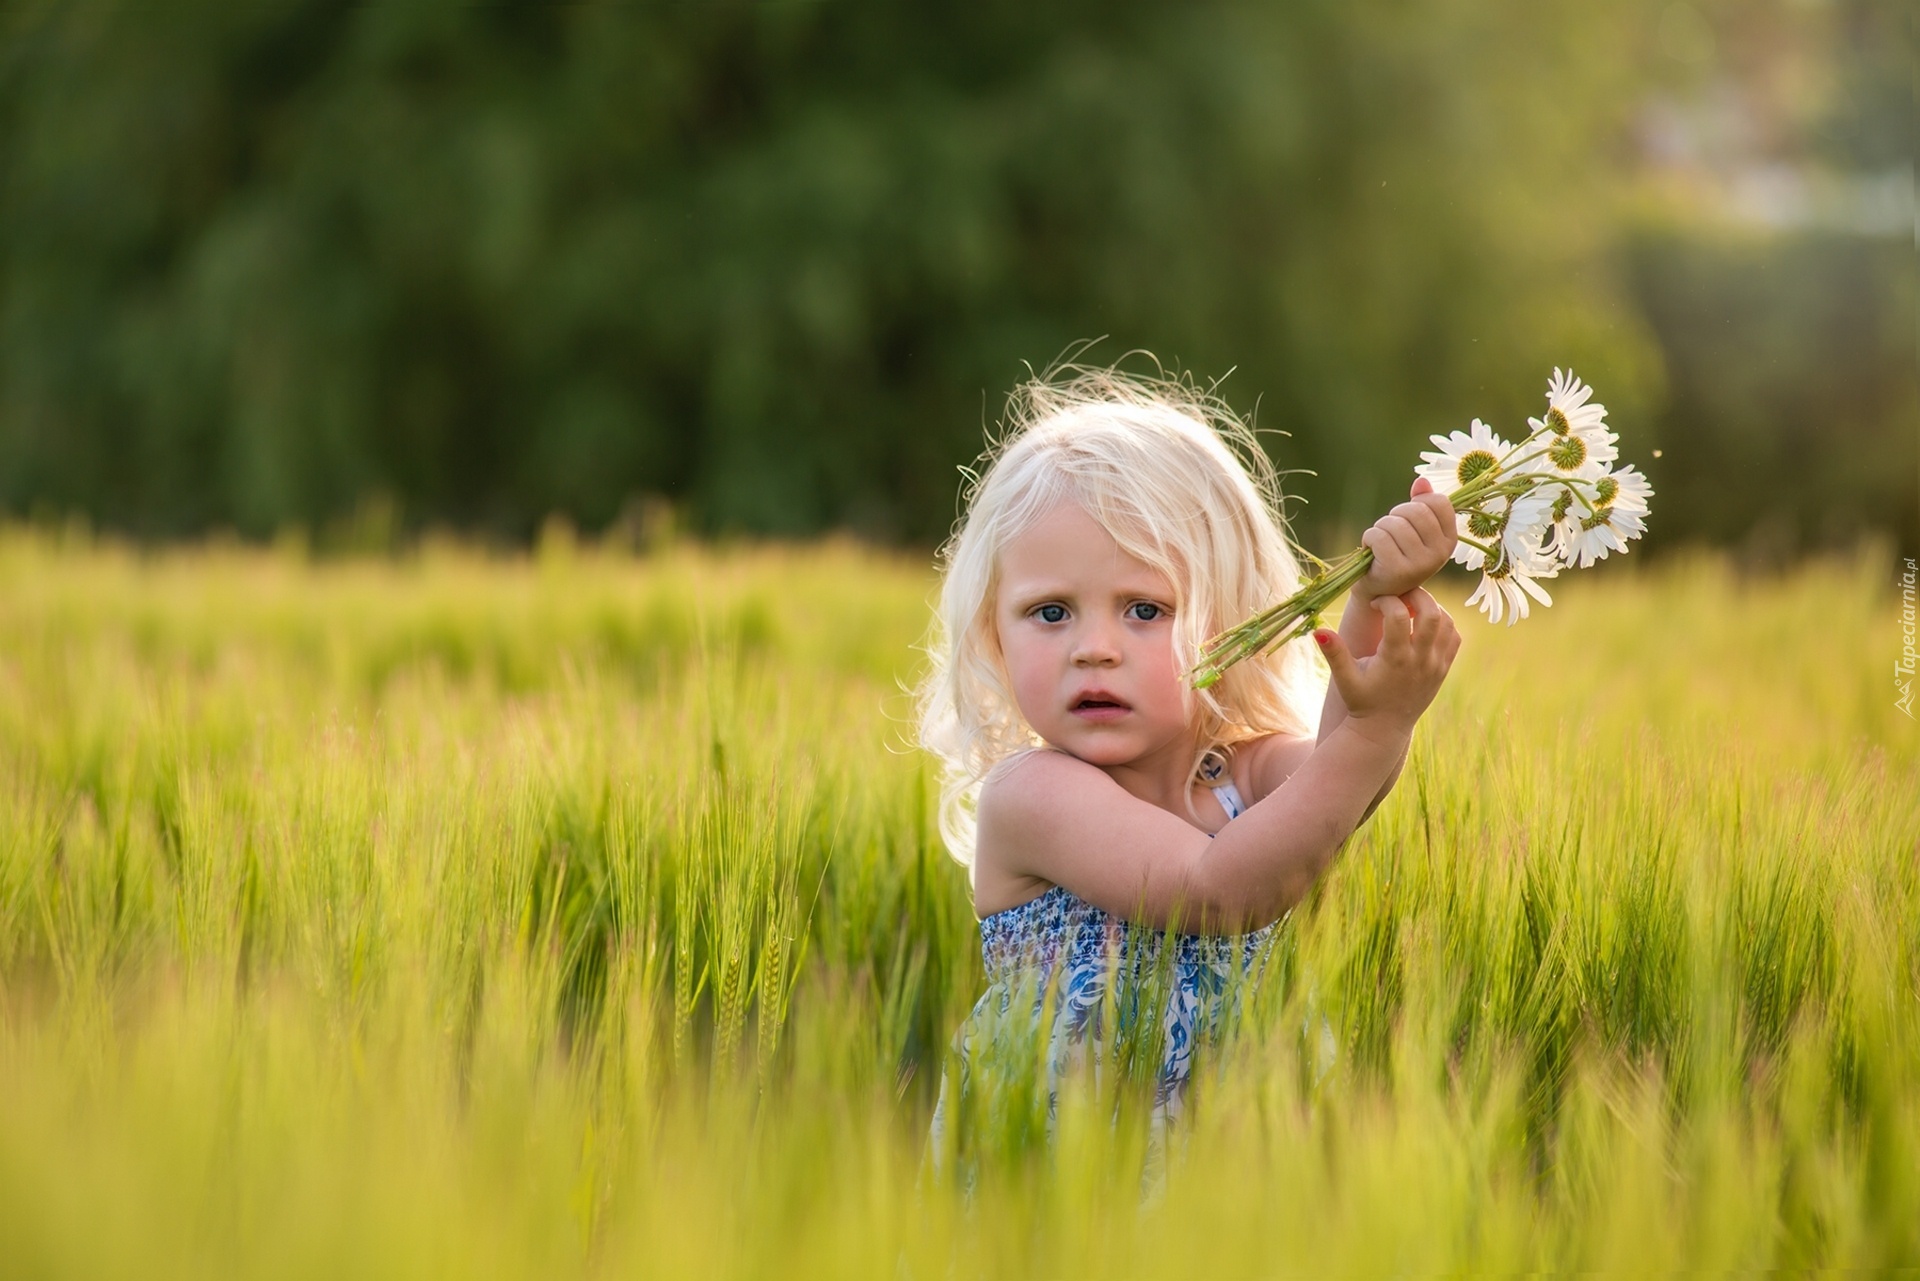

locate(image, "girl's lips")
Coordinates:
1070 692 1131 721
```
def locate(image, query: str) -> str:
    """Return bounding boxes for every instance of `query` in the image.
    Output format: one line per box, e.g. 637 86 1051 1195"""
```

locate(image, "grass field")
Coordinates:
0 526 1915 1277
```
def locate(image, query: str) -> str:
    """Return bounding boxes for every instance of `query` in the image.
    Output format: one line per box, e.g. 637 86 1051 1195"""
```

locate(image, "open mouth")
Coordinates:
1072 694 1131 713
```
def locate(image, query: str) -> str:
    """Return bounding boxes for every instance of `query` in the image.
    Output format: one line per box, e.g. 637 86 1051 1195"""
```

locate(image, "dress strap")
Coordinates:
1197 748 1246 822
1190 745 1251 825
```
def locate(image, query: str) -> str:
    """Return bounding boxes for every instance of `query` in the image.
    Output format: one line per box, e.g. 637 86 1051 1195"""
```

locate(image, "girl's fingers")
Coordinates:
1314 628 1364 697
1372 515 1420 565
1393 499 1446 546
1372 592 1414 659
1403 589 1455 670
1361 522 1406 569
1408 595 1441 648
1413 491 1456 526
1402 509 1453 568
1404 497 1458 561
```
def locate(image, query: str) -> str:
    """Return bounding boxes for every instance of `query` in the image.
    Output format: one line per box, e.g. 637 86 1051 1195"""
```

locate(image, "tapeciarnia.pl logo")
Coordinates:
1898 557 1916 718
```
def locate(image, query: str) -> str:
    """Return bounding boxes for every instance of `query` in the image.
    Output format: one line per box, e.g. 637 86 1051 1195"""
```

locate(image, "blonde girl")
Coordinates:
920 360 1459 1151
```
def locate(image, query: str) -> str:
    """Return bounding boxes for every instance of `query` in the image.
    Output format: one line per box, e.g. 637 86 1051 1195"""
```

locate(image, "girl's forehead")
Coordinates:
996 501 1178 592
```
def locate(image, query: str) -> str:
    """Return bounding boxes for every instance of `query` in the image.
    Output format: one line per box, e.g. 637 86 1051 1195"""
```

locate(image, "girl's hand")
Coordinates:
1355 477 1456 600
1314 588 1459 742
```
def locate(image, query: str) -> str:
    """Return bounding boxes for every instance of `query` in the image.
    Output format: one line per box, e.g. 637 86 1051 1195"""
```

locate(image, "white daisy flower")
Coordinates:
1542 368 1608 437
1452 530 1489 572
1498 487 1555 564
1556 502 1650 568
1539 459 1609 564
1606 462 1654 513
1417 418 1510 496
1522 369 1618 476
1465 544 1559 626
1556 509 1627 568
1527 424 1619 477
1193 371 1652 687
1456 487 1555 572
1546 464 1655 568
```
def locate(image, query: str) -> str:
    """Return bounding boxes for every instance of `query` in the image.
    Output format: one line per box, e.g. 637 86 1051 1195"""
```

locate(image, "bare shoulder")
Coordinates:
978 746 1113 818
976 747 1117 855
1234 729 1318 805
972 749 1129 917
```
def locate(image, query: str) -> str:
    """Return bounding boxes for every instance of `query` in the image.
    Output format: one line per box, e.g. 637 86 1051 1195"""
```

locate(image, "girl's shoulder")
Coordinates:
978 746 1110 811
972 749 1113 919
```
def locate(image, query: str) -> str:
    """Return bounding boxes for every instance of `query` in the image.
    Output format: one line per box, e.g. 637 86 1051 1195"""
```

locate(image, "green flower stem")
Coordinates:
1450 430 1557 507
1494 431 1554 471
1189 426 1612 688
1188 545 1376 689
1453 453 1544 508
1538 474 1603 515
1453 440 1608 517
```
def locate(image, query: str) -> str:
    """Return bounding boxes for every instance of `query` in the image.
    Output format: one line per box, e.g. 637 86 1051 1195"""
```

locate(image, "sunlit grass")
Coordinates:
0 527 1914 1276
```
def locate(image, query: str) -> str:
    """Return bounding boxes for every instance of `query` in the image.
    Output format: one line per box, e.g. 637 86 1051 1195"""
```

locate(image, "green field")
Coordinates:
1 528 1914 1277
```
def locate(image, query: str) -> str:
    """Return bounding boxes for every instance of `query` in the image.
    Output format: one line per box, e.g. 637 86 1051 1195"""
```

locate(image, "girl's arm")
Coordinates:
1317 476 1457 806
977 590 1458 932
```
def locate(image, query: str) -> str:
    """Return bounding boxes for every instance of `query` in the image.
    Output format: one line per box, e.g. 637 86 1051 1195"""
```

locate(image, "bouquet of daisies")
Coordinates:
1190 370 1652 689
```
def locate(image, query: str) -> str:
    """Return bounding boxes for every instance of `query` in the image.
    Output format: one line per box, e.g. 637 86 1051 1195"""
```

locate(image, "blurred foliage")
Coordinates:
0 534 1915 1273
1628 231 1914 561
0 0 1910 551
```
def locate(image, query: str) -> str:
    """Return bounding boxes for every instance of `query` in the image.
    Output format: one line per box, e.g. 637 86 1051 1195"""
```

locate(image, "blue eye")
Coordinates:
1035 604 1067 624
1128 602 1165 622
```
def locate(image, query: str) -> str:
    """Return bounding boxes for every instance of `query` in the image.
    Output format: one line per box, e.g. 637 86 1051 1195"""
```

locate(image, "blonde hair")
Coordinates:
916 357 1326 866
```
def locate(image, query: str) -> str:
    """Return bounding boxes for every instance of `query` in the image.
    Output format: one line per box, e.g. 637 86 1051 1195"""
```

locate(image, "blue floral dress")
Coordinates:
930 768 1274 1159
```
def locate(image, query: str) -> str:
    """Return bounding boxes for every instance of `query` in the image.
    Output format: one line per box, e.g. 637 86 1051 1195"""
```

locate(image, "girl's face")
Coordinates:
992 500 1193 773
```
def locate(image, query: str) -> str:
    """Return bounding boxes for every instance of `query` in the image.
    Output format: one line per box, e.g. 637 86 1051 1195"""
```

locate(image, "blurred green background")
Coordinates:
0 0 1911 557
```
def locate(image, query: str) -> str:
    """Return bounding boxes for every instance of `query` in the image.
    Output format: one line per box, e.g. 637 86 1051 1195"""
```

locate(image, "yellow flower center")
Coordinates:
1457 450 1497 486
1467 509 1505 539
1546 407 1571 435
1547 435 1587 471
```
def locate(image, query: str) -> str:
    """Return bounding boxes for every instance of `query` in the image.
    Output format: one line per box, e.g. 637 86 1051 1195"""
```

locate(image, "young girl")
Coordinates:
919 362 1460 1157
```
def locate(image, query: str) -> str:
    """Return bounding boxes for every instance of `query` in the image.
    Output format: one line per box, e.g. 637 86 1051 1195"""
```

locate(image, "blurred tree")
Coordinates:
0 0 1906 554
1622 0 1917 561
1627 231 1913 561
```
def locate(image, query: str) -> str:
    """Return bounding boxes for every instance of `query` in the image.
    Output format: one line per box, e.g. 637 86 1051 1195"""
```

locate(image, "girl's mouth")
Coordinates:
1071 694 1131 720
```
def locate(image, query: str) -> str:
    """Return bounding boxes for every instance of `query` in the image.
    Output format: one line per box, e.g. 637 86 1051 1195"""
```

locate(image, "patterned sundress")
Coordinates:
929 765 1274 1163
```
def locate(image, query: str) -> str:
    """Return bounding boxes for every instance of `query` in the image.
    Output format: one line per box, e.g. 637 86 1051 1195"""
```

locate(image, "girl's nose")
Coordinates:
1070 623 1121 666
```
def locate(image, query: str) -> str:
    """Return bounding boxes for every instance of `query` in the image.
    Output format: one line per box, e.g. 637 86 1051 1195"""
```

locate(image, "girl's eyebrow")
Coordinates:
1001 578 1175 608
1104 572 1179 600
1000 581 1070 609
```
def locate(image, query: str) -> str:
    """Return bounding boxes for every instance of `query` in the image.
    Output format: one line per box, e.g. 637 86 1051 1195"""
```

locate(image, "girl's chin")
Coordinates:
1038 737 1148 768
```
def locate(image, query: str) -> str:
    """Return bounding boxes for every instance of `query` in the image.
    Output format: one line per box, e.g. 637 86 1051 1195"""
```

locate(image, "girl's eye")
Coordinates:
1035 604 1067 624
1127 602 1165 622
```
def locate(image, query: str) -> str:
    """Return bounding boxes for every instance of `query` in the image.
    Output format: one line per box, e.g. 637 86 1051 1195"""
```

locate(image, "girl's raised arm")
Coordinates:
977 591 1458 931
